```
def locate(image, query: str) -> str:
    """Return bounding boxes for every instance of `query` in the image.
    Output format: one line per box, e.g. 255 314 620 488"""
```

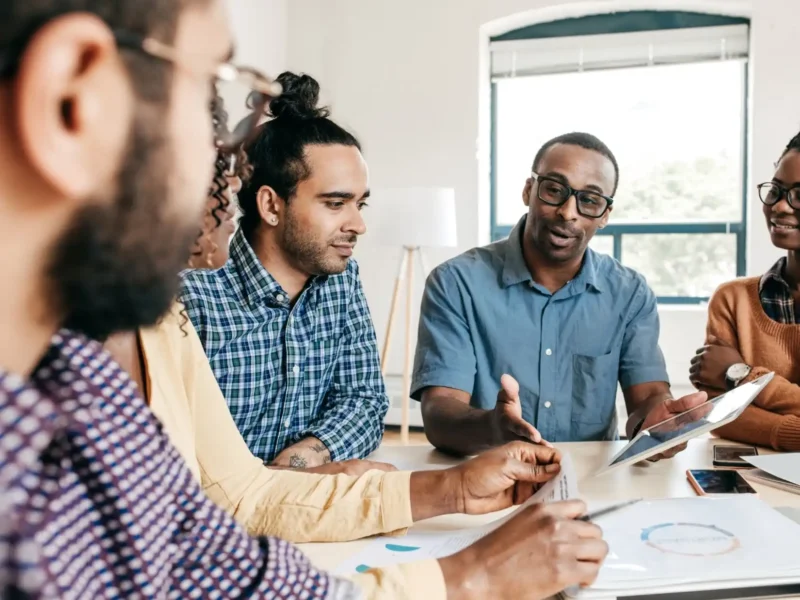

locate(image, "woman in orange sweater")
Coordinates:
690 132 800 451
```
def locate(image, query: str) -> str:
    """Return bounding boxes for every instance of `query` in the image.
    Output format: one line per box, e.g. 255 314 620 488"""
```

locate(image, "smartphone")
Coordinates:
713 444 758 468
687 469 758 496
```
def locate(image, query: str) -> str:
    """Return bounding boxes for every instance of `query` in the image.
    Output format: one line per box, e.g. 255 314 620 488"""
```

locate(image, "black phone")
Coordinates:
687 469 758 496
713 444 758 468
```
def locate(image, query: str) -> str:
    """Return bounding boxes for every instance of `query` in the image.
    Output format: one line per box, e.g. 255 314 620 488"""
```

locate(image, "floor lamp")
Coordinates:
371 188 457 444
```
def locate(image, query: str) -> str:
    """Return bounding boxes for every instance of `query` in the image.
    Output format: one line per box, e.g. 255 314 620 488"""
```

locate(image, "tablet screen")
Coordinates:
607 375 773 469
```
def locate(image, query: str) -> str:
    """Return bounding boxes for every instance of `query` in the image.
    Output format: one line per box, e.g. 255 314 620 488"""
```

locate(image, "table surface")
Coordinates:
299 439 800 575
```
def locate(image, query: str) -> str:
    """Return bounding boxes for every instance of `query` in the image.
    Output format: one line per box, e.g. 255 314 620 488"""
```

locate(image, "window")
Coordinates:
490 11 749 303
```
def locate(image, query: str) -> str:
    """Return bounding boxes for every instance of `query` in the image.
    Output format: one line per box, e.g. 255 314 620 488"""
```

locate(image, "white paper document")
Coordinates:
744 453 800 487
335 453 578 575
565 495 800 598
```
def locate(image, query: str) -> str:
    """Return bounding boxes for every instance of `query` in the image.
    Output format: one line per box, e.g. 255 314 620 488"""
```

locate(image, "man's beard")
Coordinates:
47 108 201 341
280 208 355 276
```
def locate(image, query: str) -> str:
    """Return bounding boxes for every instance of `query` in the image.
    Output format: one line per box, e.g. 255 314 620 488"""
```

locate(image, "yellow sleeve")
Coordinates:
350 560 447 600
179 312 415 542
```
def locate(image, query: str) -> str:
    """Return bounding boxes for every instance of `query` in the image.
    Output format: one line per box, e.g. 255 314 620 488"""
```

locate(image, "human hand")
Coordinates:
689 335 746 391
439 500 608 600
639 391 709 461
451 442 561 514
491 374 553 448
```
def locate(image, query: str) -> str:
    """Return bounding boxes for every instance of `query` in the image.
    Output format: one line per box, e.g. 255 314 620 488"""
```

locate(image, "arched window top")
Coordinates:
491 10 749 43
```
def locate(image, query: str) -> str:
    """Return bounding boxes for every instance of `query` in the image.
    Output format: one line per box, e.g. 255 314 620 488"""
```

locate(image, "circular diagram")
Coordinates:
641 522 741 557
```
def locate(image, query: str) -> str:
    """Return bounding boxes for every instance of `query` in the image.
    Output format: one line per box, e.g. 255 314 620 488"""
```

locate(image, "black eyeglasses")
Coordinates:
1 28 282 153
532 173 614 219
758 182 800 210
113 31 281 152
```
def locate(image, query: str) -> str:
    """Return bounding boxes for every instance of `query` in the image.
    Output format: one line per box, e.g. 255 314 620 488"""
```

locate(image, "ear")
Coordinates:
522 178 533 207
256 185 285 226
15 14 133 202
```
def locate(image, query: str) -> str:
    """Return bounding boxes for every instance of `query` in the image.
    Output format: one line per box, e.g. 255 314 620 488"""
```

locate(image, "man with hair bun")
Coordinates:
182 71 388 468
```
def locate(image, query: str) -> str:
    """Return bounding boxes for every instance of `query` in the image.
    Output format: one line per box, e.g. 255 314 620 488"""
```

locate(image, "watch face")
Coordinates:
727 363 750 381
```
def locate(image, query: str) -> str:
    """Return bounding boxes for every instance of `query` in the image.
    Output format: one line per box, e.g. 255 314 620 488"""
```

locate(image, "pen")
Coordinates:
578 498 642 522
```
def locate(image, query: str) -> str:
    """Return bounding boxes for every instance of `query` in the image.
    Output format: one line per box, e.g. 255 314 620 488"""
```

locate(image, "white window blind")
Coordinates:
490 24 749 79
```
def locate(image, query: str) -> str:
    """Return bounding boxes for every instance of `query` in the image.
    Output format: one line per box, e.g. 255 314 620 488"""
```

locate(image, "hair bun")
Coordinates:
268 72 329 120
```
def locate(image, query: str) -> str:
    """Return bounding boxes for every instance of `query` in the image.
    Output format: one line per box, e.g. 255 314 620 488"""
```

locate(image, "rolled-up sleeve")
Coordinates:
411 265 476 400
618 279 670 390
351 559 447 600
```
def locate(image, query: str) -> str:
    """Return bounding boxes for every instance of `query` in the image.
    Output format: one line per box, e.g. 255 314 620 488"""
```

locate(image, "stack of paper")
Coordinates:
562 495 800 599
743 453 800 495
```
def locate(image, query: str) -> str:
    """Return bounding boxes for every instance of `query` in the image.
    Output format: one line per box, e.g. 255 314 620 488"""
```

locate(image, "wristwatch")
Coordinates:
725 363 752 390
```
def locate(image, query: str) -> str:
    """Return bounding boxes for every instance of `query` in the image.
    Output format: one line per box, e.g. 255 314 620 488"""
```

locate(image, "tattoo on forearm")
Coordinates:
311 443 327 454
289 454 307 469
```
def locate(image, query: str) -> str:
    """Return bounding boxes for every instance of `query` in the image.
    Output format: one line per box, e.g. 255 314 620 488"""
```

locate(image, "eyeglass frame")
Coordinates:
531 172 614 219
0 27 281 153
757 181 800 211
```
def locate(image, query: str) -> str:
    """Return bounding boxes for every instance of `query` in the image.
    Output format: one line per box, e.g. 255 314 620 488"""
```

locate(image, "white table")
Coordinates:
299 439 800 597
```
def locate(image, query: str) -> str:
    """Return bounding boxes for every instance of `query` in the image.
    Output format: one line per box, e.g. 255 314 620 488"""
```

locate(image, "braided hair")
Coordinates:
180 95 252 333
188 95 252 268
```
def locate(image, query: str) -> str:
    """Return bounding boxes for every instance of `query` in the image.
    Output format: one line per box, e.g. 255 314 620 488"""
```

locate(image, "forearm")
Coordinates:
238 469 416 543
351 560 447 600
747 367 800 416
272 437 330 469
421 396 499 456
307 394 387 461
716 404 800 451
409 470 460 521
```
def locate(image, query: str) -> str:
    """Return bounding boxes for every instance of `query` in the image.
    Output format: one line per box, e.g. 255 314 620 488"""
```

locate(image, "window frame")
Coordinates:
488 11 750 304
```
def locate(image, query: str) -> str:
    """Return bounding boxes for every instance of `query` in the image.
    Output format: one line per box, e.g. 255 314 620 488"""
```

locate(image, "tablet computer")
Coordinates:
598 372 774 475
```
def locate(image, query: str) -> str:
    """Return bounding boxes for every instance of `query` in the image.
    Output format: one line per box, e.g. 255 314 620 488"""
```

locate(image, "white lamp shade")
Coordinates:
369 187 457 248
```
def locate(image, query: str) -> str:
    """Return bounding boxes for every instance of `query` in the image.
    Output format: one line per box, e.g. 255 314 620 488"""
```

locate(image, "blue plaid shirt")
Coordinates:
179 230 388 463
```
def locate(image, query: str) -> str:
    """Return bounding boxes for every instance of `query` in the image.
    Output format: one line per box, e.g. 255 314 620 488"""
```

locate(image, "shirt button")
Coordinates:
284 419 291 428
545 349 552 356
292 365 300 375
544 401 552 409
276 294 285 303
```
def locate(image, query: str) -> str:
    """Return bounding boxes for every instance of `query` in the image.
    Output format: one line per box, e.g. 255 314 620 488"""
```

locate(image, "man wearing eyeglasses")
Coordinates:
0 0 361 597
0 3 612 599
414 132 707 456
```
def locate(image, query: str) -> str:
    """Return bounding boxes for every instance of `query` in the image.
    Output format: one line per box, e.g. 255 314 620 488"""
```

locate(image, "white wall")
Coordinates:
227 0 288 75
280 0 796 394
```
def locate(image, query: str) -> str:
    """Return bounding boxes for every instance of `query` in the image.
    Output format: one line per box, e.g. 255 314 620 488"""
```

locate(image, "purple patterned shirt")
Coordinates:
0 330 360 599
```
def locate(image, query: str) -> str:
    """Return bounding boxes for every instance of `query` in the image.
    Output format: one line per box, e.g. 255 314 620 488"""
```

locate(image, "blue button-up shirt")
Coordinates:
180 230 389 463
411 218 669 442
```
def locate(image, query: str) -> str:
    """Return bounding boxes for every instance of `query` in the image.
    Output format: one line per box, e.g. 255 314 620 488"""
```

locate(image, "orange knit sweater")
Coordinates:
704 277 800 451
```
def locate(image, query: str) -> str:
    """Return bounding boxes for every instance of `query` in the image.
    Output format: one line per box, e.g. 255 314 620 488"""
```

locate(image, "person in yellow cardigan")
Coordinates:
103 144 608 599
690 131 800 451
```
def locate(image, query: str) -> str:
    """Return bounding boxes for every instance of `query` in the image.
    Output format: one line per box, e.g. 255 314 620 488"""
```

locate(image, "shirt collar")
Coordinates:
760 256 790 295
229 229 329 307
229 229 288 306
501 216 603 293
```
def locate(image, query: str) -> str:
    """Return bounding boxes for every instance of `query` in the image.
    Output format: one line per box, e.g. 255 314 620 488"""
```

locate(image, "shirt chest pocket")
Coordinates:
302 335 340 392
570 350 620 441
